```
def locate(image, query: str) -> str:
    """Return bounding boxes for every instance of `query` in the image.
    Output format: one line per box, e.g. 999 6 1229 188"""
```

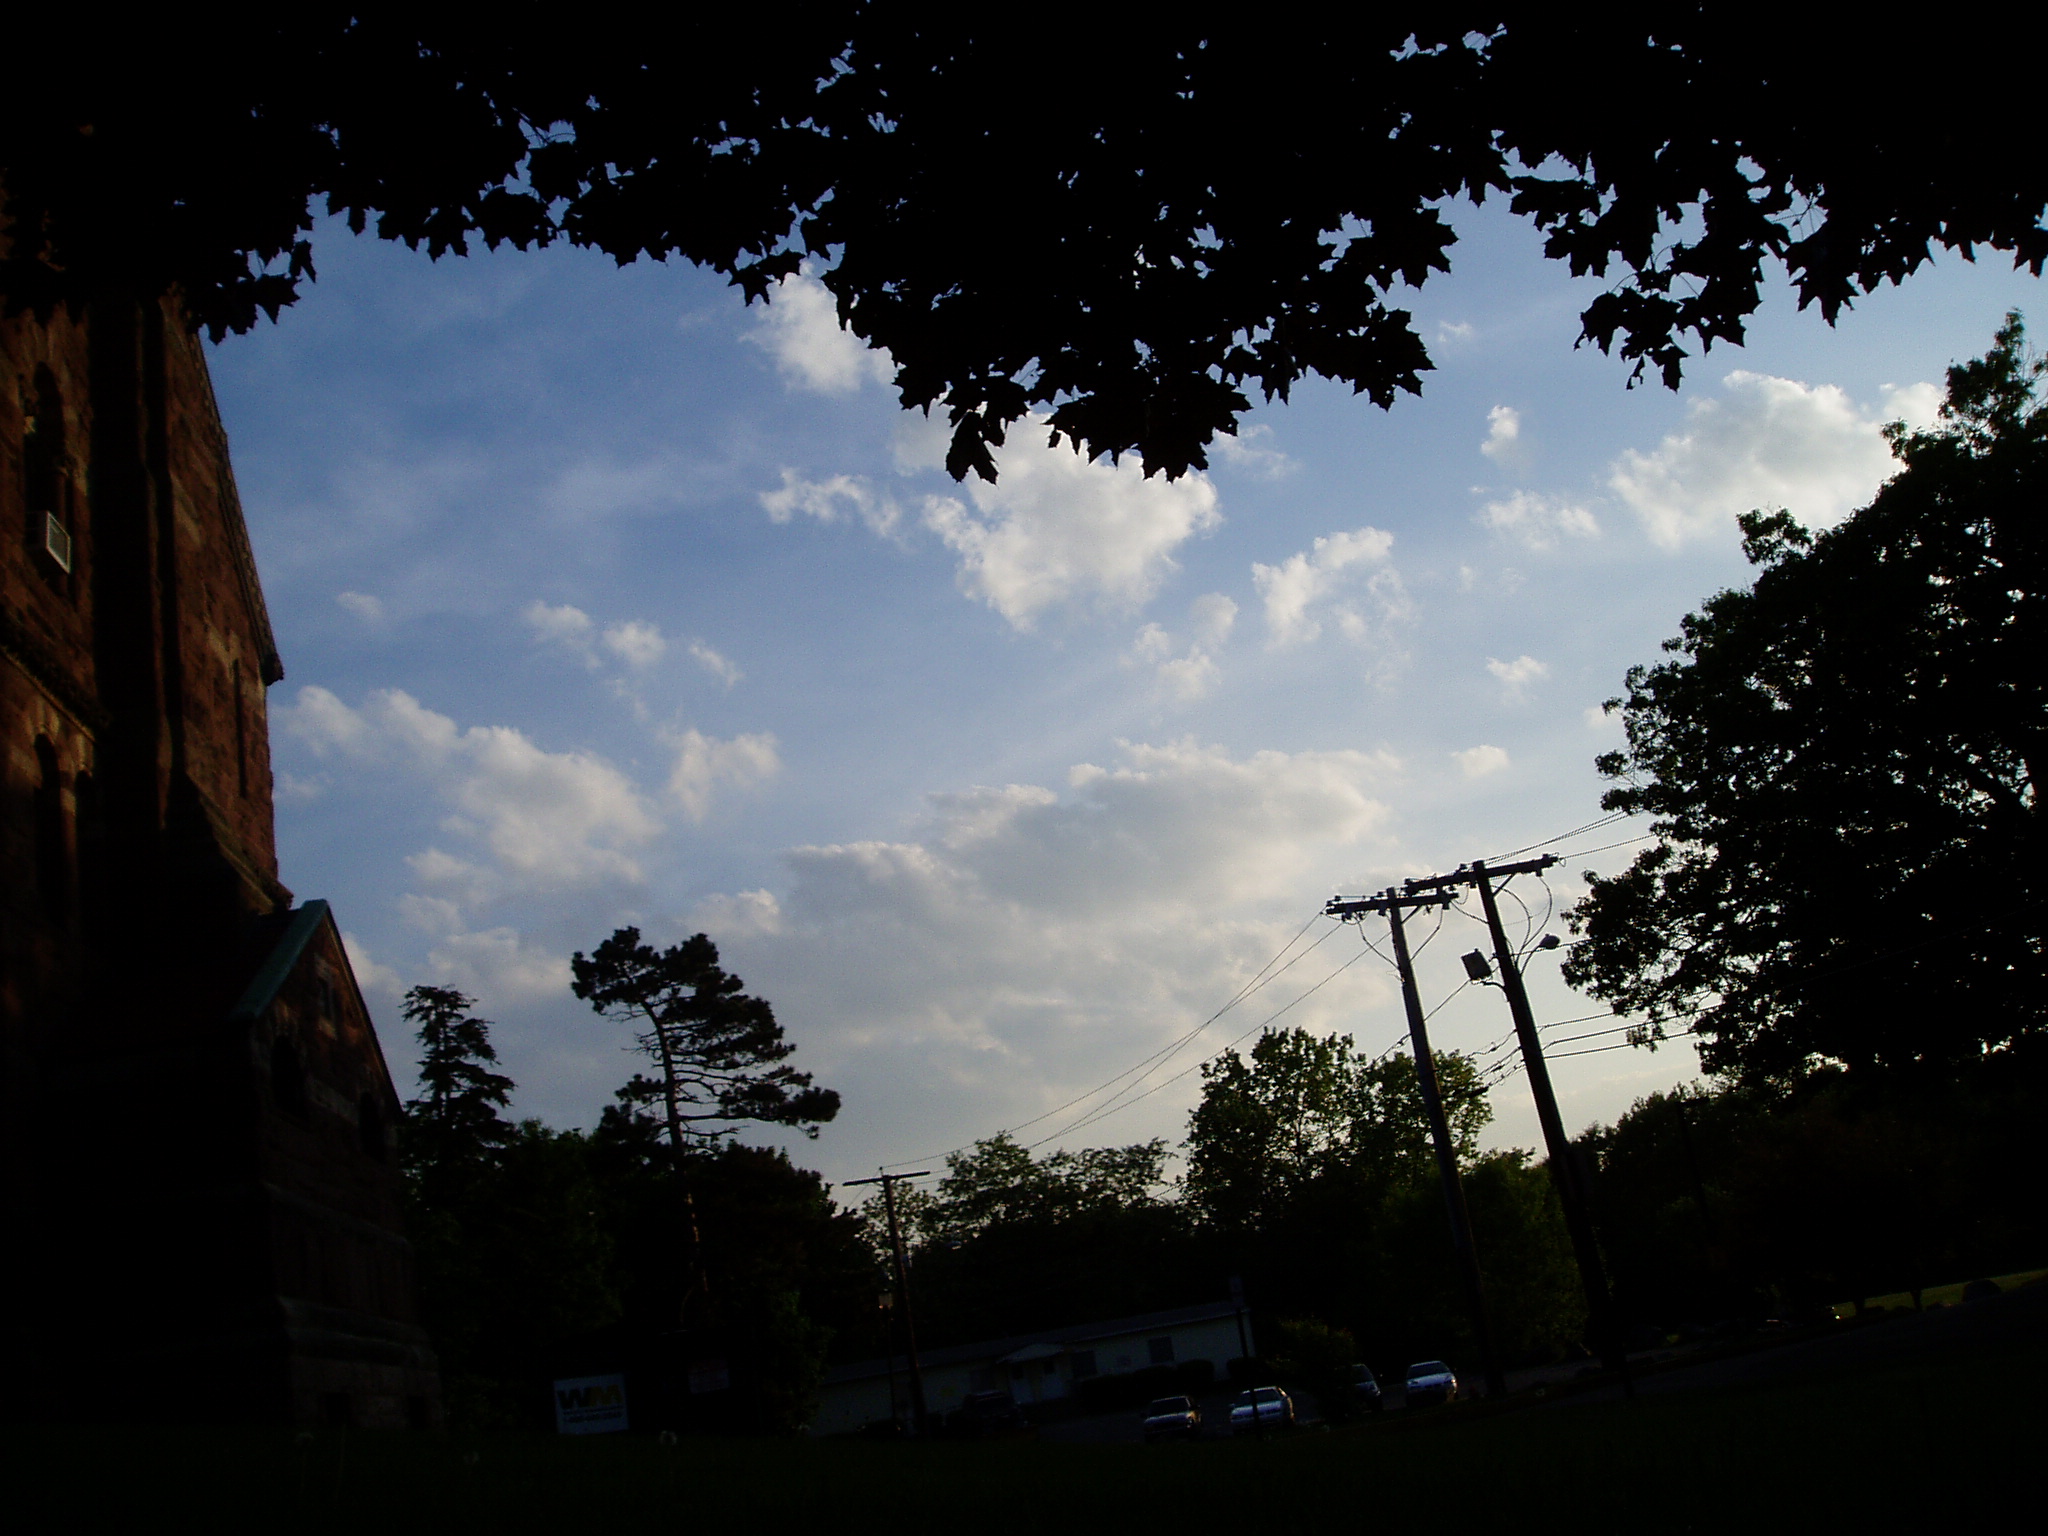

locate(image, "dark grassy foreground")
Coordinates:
10 1314 2036 1533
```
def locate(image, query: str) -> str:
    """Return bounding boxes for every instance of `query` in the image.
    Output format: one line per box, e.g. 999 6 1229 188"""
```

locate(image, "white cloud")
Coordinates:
336 590 384 623
1481 405 1525 468
1585 703 1624 735
1609 372 1941 548
423 927 575 1005
280 685 663 896
1251 527 1404 646
1487 654 1550 700
1212 423 1296 478
523 600 597 663
1437 320 1475 344
1128 596 1236 702
602 620 666 670
921 428 1221 629
1455 744 1511 779
341 931 404 997
667 728 781 822
679 740 1405 1163
1156 650 1221 702
1479 490 1600 550
1191 592 1238 646
748 268 894 394
1131 622 1175 664
758 469 901 537
688 640 743 688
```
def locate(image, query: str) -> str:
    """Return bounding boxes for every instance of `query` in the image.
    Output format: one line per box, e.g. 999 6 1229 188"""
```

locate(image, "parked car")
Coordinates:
1352 1364 1384 1413
948 1390 1033 1439
1142 1394 1202 1442
1403 1360 1458 1408
1228 1386 1295 1434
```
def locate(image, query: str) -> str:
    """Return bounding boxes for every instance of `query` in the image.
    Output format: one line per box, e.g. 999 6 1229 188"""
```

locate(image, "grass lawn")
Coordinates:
9 1310 2034 1532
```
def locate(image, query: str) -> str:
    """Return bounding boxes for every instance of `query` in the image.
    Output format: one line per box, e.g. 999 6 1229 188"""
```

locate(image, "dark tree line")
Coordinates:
874 1028 1585 1387
399 935 870 1432
9 15 2043 481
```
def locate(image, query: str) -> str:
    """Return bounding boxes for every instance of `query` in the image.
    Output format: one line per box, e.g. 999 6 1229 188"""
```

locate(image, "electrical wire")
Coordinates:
879 908 1334 1170
1024 942 1382 1149
1485 811 1632 864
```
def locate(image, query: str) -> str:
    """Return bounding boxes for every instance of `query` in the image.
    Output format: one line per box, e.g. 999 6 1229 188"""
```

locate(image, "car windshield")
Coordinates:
1408 1361 1450 1379
1148 1397 1191 1415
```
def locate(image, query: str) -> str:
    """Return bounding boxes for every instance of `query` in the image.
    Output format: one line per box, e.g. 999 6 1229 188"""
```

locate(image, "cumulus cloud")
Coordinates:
1190 592 1238 646
1610 372 1941 547
1455 744 1511 779
424 927 575 1005
336 590 384 623
1252 527 1406 647
602 620 666 670
342 931 404 997
523 600 597 662
921 429 1221 629
668 728 781 822
1487 654 1550 700
280 685 663 896
1481 405 1526 468
748 268 894 394
688 640 743 688
687 739 1404 1158
1479 490 1599 550
757 469 902 537
1213 423 1297 478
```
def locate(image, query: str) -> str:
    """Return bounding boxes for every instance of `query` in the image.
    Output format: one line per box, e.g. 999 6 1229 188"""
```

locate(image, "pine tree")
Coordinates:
570 928 839 1155
401 984 515 1189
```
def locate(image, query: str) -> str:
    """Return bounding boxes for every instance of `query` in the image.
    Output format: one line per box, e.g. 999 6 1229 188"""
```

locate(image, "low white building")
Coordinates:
812 1300 1247 1436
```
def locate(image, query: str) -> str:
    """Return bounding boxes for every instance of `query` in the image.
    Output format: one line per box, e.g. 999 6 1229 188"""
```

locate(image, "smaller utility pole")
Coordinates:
1326 885 1505 1399
847 1170 932 1434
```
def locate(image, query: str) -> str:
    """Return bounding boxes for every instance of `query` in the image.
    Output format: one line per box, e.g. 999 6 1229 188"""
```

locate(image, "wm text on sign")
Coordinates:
554 1374 629 1435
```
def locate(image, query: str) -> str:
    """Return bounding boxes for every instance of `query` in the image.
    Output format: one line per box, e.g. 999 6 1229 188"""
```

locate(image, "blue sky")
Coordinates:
209 198 2042 1187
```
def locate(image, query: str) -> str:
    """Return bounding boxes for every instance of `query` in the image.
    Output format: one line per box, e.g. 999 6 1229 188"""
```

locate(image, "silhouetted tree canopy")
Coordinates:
572 927 840 1148
401 985 515 1182
1184 1027 1490 1233
8 14 2042 481
1566 315 2047 1084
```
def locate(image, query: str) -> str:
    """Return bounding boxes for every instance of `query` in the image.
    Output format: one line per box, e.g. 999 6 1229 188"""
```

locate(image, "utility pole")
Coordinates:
1326 885 1505 1399
1400 855 1625 1378
847 1171 932 1434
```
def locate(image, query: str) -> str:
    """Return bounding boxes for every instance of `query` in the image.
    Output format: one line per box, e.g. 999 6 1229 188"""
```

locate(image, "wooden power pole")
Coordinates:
847 1170 933 1433
1326 885 1505 1398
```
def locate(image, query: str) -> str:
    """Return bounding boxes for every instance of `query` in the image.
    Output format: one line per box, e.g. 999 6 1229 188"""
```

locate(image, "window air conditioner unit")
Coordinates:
43 512 74 573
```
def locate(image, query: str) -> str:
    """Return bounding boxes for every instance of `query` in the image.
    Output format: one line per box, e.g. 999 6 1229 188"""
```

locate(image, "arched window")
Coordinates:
33 736 69 923
271 1034 307 1118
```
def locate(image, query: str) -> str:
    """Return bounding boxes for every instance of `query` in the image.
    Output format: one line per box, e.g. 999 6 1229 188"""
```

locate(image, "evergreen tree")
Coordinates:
401 984 514 1189
571 928 839 1153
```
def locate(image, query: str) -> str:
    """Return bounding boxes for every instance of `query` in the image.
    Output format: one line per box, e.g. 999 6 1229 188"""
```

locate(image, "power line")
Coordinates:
1486 811 1633 864
1025 942 1383 1149
881 908 1337 1170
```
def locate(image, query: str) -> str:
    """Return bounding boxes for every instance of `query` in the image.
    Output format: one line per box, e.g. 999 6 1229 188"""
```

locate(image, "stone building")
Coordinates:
0 294 437 1427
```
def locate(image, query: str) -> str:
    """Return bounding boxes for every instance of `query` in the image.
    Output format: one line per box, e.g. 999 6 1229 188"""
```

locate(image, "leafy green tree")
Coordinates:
1566 315 2047 1084
12 20 2043 481
571 928 839 1152
911 1133 1169 1246
1184 1028 1489 1234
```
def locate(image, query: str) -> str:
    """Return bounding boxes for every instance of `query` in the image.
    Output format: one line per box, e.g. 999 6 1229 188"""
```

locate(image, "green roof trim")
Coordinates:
228 899 331 1024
